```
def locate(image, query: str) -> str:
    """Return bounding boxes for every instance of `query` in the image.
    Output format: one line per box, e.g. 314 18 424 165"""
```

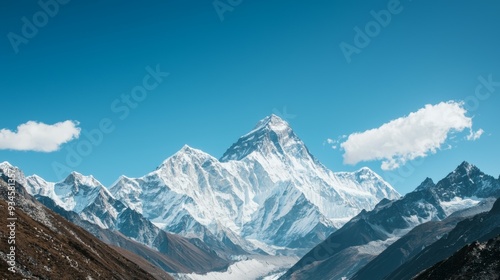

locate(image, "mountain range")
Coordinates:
19 165 231 274
0 166 170 279
21 115 400 258
1 114 499 279
282 161 500 279
109 115 400 253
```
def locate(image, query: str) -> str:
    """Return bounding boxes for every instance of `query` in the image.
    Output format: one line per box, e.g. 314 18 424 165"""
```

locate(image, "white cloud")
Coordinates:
0 120 81 152
467 128 484 141
326 138 335 144
340 101 482 170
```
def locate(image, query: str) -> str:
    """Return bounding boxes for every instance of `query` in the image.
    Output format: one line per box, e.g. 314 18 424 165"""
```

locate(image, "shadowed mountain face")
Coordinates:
414 234 500 280
36 196 229 275
352 198 497 280
0 173 165 280
386 197 500 280
281 162 500 280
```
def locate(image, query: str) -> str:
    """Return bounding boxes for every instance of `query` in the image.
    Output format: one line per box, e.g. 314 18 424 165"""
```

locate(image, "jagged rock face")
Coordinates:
387 198 500 280
352 198 497 280
414 234 500 280
282 162 500 280
110 115 400 252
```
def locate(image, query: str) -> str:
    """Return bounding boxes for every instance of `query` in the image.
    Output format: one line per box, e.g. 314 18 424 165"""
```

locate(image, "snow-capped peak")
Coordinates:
0 161 13 170
0 161 27 186
0 161 17 176
252 114 290 133
350 167 395 189
28 174 44 182
432 161 500 202
63 171 102 188
179 144 204 154
25 171 113 215
354 167 380 178
443 161 483 186
220 115 308 162
159 144 216 169
172 144 210 158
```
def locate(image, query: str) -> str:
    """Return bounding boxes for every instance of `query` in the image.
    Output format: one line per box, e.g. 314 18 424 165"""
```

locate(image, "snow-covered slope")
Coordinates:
0 166 165 280
29 172 108 211
0 161 27 187
26 173 155 245
110 115 400 251
1 162 230 275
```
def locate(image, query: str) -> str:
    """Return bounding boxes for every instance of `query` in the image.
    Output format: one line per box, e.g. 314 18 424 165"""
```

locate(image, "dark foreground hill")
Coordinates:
414 234 500 280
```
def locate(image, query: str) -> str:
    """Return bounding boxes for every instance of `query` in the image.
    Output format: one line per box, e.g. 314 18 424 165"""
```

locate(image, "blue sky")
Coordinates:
1 0 499 194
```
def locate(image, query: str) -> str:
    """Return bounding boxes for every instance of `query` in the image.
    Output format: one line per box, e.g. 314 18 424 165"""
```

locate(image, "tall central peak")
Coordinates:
220 114 309 162
252 114 290 133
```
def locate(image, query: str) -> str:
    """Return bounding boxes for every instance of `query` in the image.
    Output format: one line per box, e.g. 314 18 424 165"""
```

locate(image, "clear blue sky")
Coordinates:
1 0 499 194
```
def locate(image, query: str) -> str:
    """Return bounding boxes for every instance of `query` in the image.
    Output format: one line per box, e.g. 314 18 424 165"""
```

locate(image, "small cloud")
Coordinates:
0 120 81 152
467 128 484 141
339 101 481 170
324 137 342 150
